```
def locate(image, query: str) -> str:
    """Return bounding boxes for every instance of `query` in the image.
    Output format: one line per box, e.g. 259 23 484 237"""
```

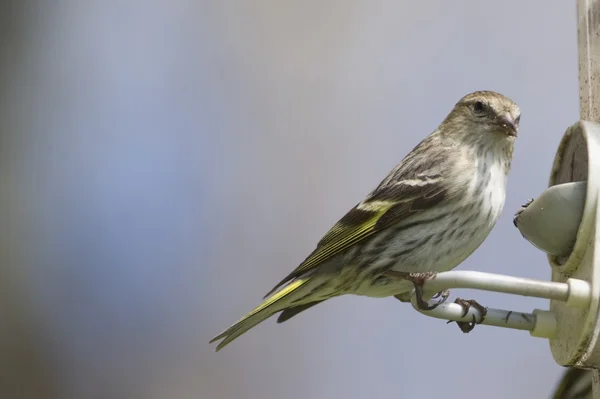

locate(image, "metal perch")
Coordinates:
407 270 591 339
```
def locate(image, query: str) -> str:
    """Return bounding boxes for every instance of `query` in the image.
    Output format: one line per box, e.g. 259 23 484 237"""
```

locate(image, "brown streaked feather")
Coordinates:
318 205 381 247
263 154 449 299
263 204 392 298
374 187 446 229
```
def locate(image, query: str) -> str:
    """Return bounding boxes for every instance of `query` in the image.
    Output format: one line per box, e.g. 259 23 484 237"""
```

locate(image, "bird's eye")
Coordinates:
473 100 486 114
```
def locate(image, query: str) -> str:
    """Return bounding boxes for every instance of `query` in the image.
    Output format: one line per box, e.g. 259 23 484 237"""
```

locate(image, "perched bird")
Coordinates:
211 90 520 351
552 367 593 399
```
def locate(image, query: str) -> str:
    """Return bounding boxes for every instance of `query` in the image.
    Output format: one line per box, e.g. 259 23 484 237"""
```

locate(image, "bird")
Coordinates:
210 90 520 351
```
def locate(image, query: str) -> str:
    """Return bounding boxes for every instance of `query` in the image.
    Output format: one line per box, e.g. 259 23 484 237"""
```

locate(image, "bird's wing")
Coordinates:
264 147 450 298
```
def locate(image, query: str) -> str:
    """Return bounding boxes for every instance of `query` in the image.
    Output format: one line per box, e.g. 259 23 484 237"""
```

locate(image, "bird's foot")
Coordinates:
513 198 535 227
406 272 448 311
385 271 447 310
447 298 487 333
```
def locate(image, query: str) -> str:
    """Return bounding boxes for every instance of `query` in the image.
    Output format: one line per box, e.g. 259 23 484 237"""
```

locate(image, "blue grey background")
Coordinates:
0 1 577 398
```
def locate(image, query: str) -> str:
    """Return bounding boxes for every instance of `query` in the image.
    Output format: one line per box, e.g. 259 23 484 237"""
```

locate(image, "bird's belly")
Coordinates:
390 222 493 273
352 204 500 298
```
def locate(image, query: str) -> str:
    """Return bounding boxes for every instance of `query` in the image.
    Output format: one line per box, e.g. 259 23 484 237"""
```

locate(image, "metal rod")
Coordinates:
410 300 537 332
418 270 570 301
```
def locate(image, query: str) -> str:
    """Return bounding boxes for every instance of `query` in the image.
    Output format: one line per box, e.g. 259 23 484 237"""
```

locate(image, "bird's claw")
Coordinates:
446 298 487 333
385 271 447 310
405 272 447 311
411 274 434 310
513 198 535 227
414 286 450 311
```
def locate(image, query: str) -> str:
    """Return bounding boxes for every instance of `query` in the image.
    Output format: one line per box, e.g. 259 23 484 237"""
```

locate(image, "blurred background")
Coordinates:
0 1 578 398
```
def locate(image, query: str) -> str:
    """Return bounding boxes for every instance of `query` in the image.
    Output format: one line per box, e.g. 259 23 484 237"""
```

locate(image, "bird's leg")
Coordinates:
385 271 448 310
513 198 535 227
405 272 449 310
447 298 487 333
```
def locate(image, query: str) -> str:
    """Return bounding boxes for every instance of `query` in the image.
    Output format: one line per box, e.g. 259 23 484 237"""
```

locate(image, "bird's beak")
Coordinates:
497 114 518 137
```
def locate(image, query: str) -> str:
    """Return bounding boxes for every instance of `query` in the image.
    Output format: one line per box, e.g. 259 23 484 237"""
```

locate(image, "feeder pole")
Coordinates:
577 1 600 396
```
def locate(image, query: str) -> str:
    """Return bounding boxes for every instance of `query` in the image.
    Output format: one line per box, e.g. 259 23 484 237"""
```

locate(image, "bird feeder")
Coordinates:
516 121 600 368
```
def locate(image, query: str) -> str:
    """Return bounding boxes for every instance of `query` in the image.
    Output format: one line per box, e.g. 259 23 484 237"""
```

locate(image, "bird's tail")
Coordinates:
210 278 312 351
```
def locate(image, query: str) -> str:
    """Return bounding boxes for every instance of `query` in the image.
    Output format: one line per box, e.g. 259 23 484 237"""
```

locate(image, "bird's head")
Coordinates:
442 90 521 145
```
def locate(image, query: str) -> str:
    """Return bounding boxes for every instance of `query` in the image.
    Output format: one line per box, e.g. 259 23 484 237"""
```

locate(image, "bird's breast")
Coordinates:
386 157 507 273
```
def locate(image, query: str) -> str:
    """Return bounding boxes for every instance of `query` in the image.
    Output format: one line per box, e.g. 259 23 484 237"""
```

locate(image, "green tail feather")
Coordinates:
210 278 309 351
